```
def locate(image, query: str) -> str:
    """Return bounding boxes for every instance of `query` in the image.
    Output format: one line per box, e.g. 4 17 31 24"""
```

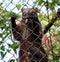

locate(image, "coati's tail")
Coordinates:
11 15 17 28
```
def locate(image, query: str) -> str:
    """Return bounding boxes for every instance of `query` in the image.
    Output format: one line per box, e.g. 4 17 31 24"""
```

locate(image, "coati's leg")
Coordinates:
19 50 29 62
30 43 48 62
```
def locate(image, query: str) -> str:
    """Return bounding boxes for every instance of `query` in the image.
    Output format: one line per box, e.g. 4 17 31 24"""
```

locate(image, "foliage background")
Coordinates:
0 0 60 62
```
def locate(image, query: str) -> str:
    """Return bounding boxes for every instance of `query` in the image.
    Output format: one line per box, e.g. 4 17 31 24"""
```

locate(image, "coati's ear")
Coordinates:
33 7 38 12
21 7 25 12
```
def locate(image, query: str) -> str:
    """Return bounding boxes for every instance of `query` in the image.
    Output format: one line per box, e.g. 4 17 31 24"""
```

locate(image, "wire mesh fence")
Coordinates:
0 0 60 62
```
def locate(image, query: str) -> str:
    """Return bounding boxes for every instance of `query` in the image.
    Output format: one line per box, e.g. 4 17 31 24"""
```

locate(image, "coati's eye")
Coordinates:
23 13 27 16
32 12 35 14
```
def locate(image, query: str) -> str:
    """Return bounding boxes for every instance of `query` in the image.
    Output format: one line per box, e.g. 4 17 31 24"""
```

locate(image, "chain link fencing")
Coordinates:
0 0 60 62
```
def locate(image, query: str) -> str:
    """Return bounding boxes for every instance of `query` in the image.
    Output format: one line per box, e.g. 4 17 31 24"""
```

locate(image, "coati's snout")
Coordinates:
21 8 38 19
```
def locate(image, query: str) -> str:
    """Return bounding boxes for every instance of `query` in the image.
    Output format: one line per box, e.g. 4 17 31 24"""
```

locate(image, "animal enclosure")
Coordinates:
0 0 60 62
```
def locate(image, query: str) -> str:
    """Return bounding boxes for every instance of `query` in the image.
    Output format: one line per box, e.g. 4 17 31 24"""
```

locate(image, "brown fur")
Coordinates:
11 8 47 62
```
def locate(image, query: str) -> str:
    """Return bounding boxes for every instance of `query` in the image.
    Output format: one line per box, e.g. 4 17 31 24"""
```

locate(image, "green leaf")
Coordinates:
58 31 60 36
53 57 59 62
1 45 5 51
10 59 15 62
38 0 44 6
8 43 18 53
0 52 6 58
17 4 21 10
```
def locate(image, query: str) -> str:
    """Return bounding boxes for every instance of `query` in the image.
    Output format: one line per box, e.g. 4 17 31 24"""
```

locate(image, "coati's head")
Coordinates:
21 8 38 19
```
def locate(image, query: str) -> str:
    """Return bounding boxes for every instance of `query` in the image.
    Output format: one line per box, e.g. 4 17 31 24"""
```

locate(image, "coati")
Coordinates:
11 8 60 62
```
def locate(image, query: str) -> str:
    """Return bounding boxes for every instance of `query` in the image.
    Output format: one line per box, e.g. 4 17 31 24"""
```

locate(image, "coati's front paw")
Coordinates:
11 14 18 20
